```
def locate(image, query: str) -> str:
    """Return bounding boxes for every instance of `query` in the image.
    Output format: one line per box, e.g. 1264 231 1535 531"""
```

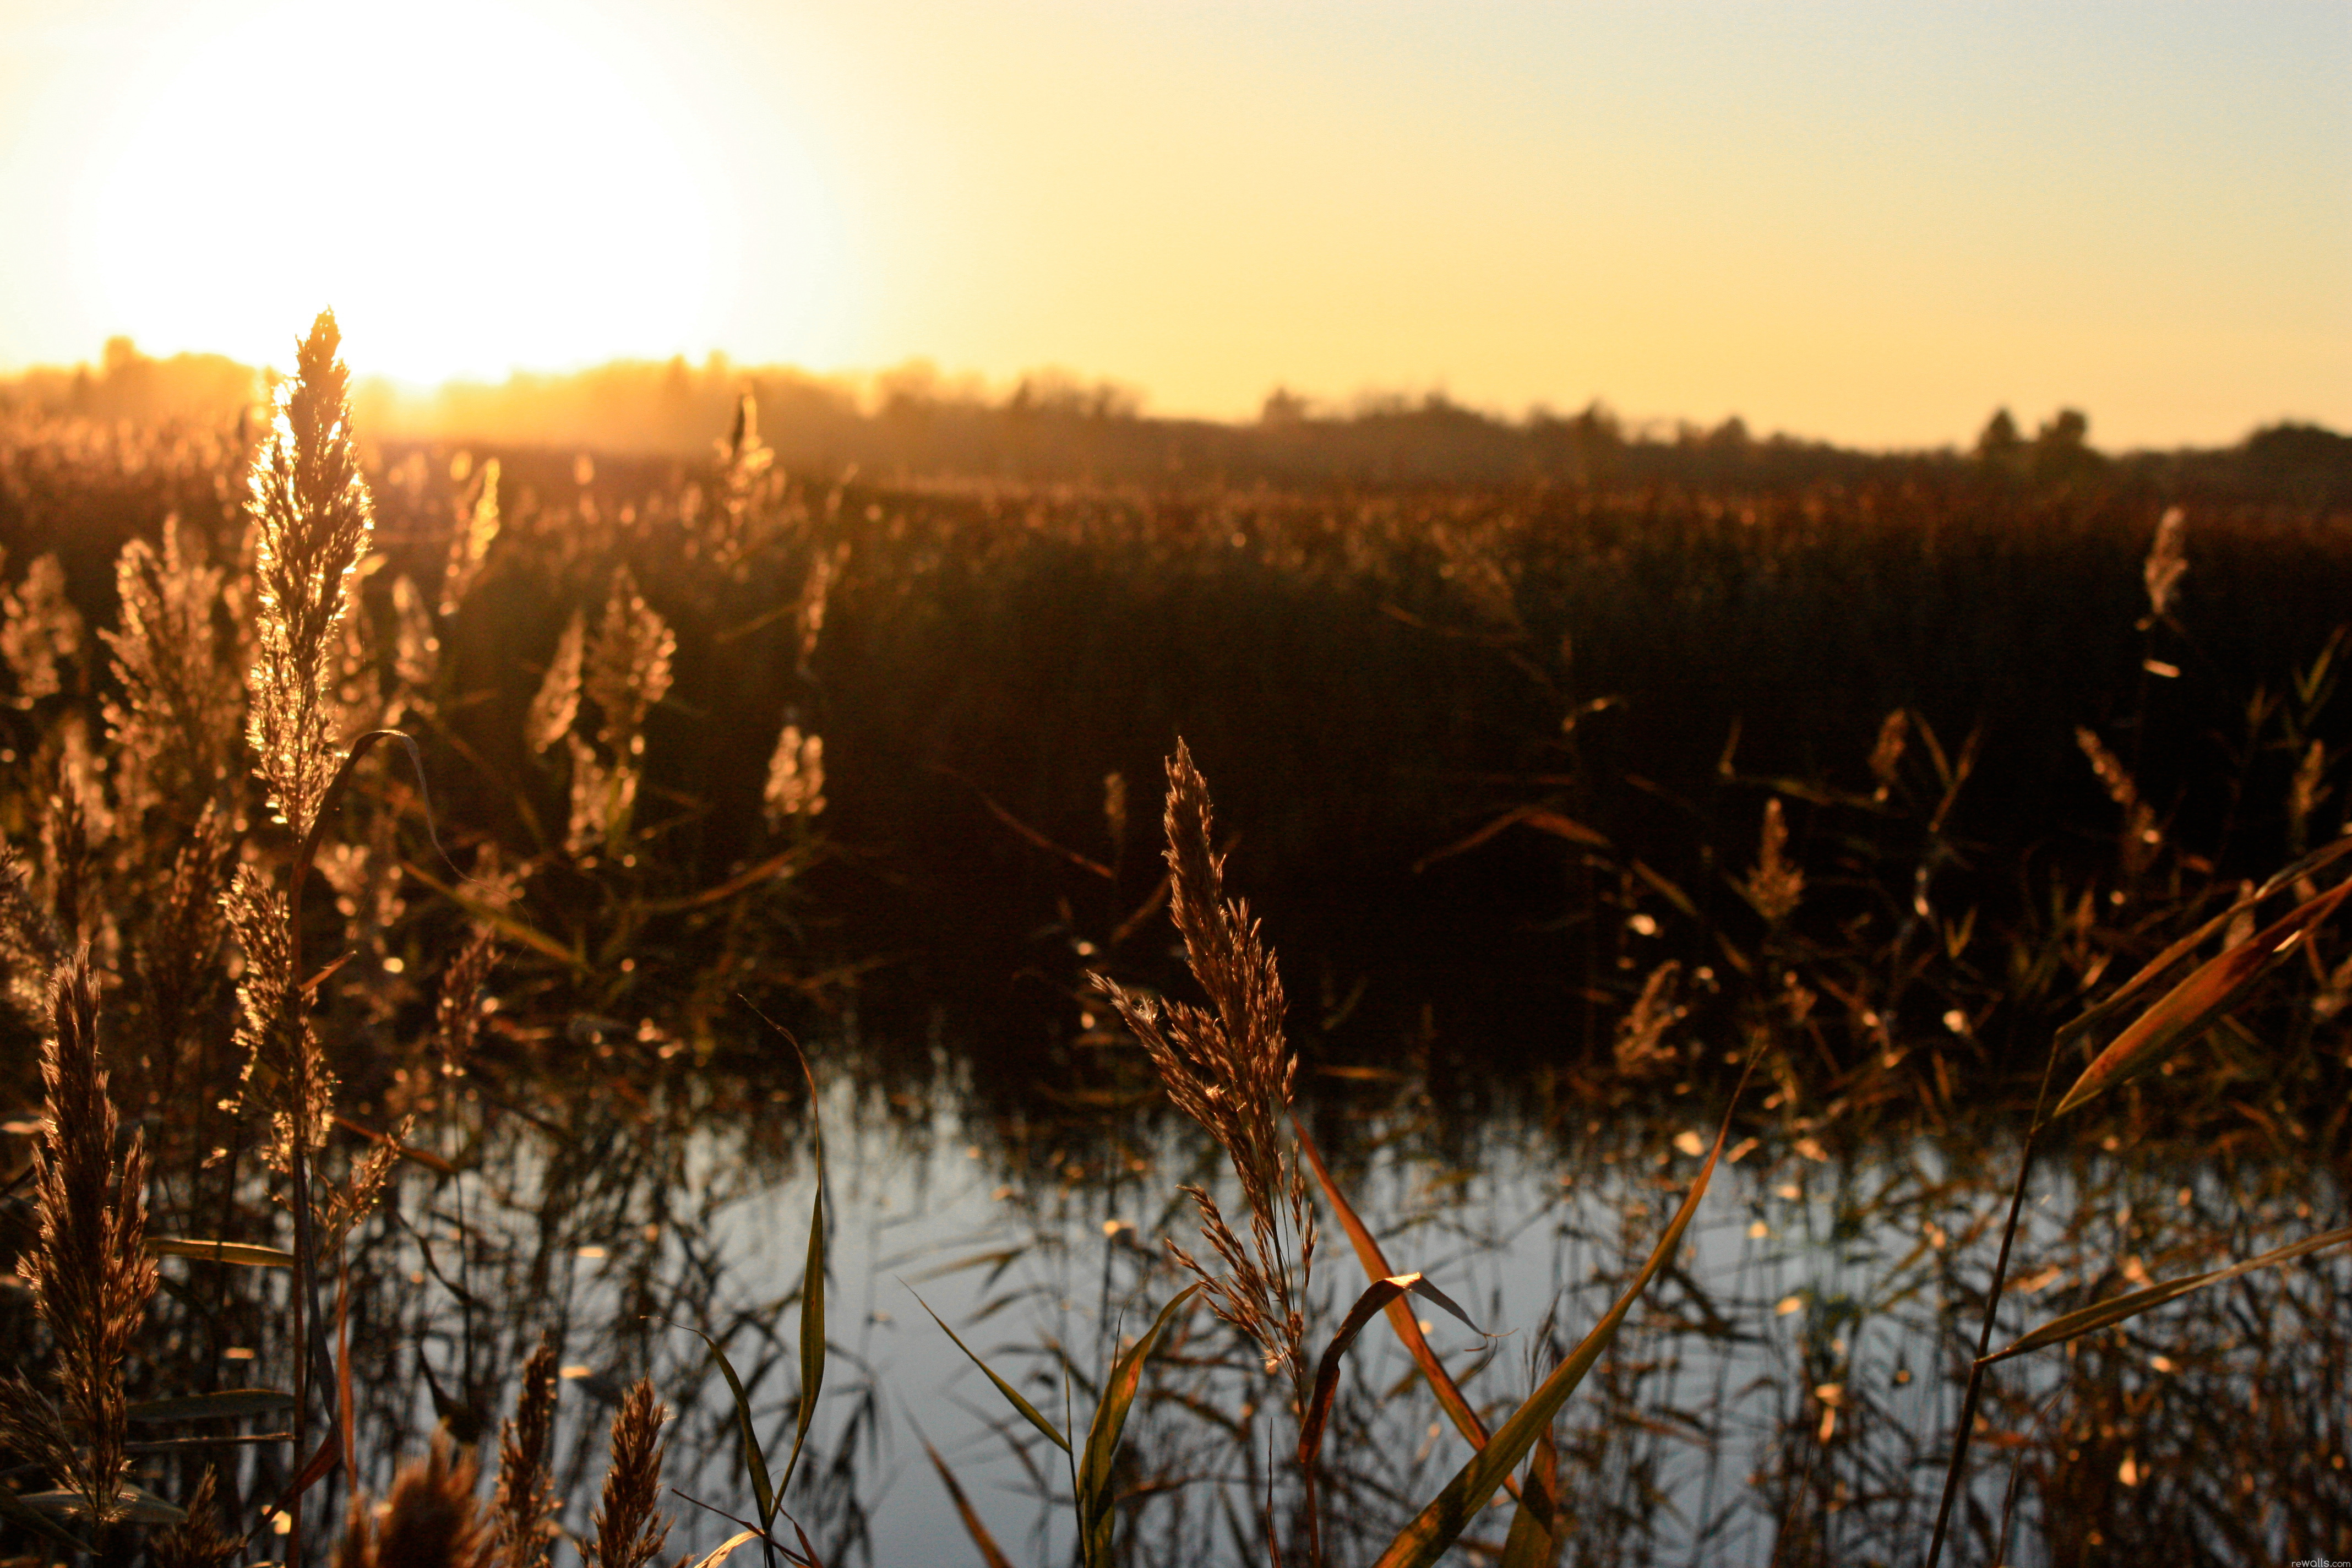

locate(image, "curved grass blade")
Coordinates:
2053 874 2352 1120
1498 1426 1560 1568
1370 1077 1747 1568
1296 1119 1496 1456
910 1289 1070 1453
1412 803 1609 873
146 1238 295 1267
401 861 587 970
689 1528 763 1568
2051 835 2352 1055
1079 1283 1202 1568
129 1389 296 1422
1983 1223 2352 1366
660 1321 774 1527
1299 1273 1482 1474
921 1438 1017 1568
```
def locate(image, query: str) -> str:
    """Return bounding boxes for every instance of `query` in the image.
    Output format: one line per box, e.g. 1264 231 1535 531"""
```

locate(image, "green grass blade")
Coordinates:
1079 1283 1202 1568
781 1167 826 1500
663 1321 774 1525
0 1483 93 1555
1983 1223 2352 1365
1370 1090 1743 1568
2052 875 2352 1120
910 1289 1070 1453
922 1438 1018 1568
128 1389 295 1422
770 1016 830 1500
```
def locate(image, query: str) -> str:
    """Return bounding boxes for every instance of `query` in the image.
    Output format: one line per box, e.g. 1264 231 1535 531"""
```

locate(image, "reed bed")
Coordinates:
0 314 2348 1567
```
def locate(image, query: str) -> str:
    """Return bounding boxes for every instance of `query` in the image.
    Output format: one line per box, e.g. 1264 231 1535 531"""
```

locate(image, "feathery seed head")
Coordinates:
19 951 155 1524
1095 741 1315 1397
492 1333 561 1568
589 1379 672 1568
246 309 374 837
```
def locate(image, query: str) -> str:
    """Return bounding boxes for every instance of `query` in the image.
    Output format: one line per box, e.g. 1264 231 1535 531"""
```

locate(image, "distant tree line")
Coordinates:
5 337 2348 503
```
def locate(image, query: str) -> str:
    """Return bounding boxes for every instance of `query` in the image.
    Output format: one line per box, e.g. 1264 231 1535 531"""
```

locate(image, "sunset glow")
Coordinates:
67 0 839 383
3 1 2346 445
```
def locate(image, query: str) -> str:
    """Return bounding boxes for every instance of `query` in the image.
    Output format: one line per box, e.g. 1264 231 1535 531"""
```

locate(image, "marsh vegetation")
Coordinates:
1 318 2348 1566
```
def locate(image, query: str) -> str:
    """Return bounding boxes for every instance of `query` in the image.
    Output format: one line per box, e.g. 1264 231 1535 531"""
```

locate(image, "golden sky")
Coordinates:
2 0 2346 448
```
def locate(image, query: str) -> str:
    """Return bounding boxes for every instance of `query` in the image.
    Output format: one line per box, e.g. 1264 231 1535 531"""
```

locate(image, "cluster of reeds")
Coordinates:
1 307 2347 1567
0 312 828 1567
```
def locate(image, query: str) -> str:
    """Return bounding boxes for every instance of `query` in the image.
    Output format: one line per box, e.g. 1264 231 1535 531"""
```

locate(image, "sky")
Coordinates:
1 0 2346 449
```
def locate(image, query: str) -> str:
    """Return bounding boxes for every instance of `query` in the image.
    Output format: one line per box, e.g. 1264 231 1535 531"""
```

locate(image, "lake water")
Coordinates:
343 1033 2350 1568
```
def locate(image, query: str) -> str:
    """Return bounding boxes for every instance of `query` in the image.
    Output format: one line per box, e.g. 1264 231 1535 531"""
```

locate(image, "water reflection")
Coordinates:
315 1046 2348 1567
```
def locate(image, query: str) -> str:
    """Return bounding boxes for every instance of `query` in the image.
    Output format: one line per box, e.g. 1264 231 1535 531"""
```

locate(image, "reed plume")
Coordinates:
491 1334 560 1568
153 1468 242 1568
225 863 333 1174
2143 505 2187 623
16 951 156 1523
102 515 242 821
133 803 233 1103
585 567 676 760
1 550 86 702
567 568 675 855
435 925 501 1079
335 1432 493 1568
244 308 373 840
2076 725 2161 881
1740 796 1805 924
525 611 586 756
761 723 826 825
440 458 501 617
710 391 775 571
1096 742 1315 1397
589 1379 674 1568
0 843 63 1015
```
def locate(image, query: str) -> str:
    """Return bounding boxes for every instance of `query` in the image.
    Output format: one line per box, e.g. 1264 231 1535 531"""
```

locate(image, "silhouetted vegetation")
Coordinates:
2 325 2349 1566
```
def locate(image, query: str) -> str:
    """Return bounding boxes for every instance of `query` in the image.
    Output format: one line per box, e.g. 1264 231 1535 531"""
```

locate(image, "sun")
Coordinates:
77 0 739 384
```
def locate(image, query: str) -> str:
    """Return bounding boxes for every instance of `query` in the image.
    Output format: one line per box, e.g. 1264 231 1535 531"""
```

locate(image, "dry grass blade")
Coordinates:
1497 1427 1560 1568
1295 1118 1511 1501
1412 803 1608 873
921 1439 1017 1568
1298 1273 1480 1476
1078 1283 1201 1568
1982 1223 2352 1366
1370 1071 1748 1568
2052 831 2352 1055
2053 872 2352 1119
687 1528 762 1568
144 1238 296 1267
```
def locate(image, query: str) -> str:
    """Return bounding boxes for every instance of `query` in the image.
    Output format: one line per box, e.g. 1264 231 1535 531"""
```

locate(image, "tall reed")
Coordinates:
9 951 156 1524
